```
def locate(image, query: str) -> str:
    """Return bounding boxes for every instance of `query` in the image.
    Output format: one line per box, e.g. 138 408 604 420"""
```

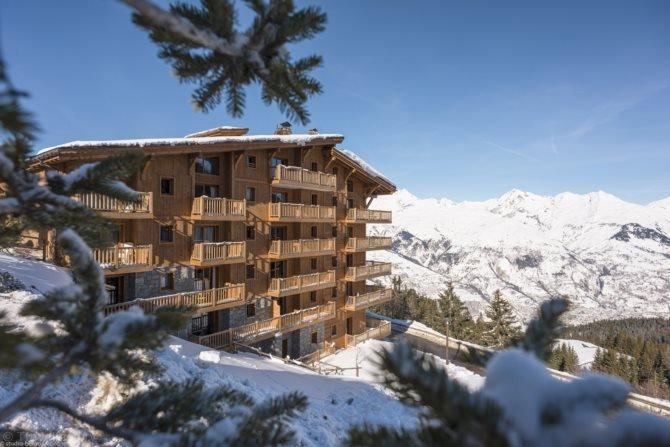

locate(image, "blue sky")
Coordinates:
2 1 669 203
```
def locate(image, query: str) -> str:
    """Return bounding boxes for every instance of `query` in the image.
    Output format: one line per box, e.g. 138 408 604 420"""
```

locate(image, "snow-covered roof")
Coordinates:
333 148 395 190
35 133 344 157
184 126 249 138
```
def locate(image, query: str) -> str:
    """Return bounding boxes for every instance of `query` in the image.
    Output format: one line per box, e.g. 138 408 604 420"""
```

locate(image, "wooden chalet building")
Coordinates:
30 124 395 360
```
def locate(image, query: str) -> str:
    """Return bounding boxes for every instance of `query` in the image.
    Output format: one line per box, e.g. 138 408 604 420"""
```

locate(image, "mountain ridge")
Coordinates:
368 188 670 324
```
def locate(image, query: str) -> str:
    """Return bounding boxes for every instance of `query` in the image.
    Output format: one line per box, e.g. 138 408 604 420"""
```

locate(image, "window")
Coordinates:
310 162 318 172
347 198 354 209
347 180 354 192
347 226 354 238
246 225 255 240
331 225 337 237
310 291 317 303
311 194 318 206
160 225 174 243
194 226 216 243
332 167 338 176
271 157 289 167
246 264 255 279
161 178 174 196
195 156 220 175
310 226 317 238
246 155 257 168
331 195 337 206
310 258 317 271
346 254 353 267
195 184 219 198
270 261 285 279
346 281 354 296
160 272 174 290
331 256 337 268
331 324 337 336
271 226 287 240
246 303 256 318
331 287 337 298
271 191 288 203
311 331 318 344
245 186 256 202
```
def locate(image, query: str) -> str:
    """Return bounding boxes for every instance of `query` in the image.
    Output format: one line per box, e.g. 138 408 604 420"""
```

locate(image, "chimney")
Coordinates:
275 122 292 135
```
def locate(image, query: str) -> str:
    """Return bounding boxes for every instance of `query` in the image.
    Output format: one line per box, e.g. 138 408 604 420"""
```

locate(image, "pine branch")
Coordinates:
518 298 569 361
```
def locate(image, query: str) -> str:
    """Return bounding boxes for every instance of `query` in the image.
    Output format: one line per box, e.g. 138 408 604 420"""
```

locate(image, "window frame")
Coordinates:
159 224 174 244
160 177 175 196
246 225 255 240
310 258 317 271
195 156 220 175
246 155 257 168
246 264 255 280
245 186 256 202
311 331 318 344
160 272 175 291
246 302 256 318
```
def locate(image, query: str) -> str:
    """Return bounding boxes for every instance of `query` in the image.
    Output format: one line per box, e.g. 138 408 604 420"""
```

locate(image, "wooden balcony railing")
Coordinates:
190 242 246 266
74 192 153 218
344 287 393 311
345 320 391 347
271 165 337 192
344 236 392 252
268 238 336 259
104 284 246 316
191 302 336 349
93 244 153 274
191 197 246 220
296 342 337 365
268 203 336 222
345 261 392 281
345 208 392 224
268 270 336 297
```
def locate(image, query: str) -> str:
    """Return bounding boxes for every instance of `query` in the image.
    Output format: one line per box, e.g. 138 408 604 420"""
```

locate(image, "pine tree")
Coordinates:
124 0 327 124
0 56 306 444
438 283 475 341
347 298 670 446
482 290 522 348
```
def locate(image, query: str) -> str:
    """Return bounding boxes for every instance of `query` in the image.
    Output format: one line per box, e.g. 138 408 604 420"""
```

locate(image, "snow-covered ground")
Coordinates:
368 188 670 324
324 338 484 391
555 339 602 369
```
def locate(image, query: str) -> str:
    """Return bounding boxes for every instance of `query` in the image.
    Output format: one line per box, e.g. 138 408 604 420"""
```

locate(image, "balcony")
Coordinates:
344 208 392 224
271 165 336 192
191 302 336 349
268 203 336 223
345 320 391 347
345 261 392 282
268 270 336 297
104 283 246 316
268 238 336 259
93 244 153 275
74 192 153 219
190 242 246 266
344 236 392 252
344 287 393 311
191 197 246 221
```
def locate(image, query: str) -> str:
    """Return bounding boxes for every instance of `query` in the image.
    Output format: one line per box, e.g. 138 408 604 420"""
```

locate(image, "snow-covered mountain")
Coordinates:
368 189 670 324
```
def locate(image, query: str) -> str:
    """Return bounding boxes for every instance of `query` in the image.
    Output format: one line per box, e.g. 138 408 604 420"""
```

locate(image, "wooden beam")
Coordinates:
345 168 357 182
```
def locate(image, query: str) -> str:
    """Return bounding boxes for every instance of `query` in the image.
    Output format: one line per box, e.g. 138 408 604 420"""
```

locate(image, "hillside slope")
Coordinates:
368 189 670 323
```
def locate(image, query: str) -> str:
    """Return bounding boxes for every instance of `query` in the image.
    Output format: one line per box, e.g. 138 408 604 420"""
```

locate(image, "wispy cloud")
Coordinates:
570 82 670 139
549 133 558 156
483 140 538 162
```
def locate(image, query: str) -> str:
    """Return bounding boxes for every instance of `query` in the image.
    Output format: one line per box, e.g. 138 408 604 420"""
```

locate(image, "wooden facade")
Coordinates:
31 128 396 357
